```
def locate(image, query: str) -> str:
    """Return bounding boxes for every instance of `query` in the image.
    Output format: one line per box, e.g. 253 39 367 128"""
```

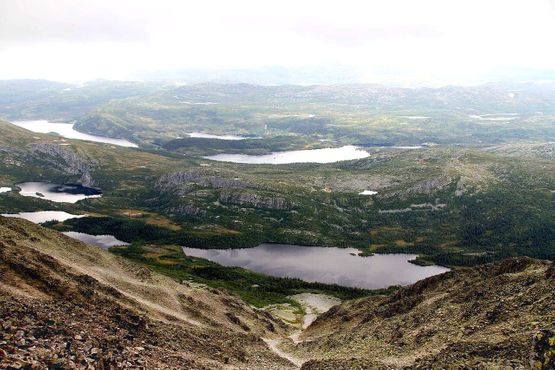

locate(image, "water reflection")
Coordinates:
63 231 129 249
203 145 370 164
17 182 102 203
1 211 86 223
183 243 449 289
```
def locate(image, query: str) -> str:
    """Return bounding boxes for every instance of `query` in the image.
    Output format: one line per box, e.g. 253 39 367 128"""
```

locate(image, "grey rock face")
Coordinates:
166 204 207 217
155 170 250 195
219 190 292 210
0 145 22 156
408 176 452 195
0 145 25 167
28 143 97 186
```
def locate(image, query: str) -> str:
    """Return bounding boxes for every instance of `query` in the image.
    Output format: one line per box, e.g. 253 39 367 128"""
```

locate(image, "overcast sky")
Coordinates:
1 0 555 86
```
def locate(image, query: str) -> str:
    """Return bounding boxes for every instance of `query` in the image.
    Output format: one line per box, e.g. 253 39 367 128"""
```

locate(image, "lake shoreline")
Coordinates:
182 243 450 290
16 181 103 203
10 120 138 148
203 145 371 164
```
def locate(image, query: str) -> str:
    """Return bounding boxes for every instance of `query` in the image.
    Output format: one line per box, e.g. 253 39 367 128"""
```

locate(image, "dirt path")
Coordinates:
289 293 340 343
262 338 304 368
262 293 342 368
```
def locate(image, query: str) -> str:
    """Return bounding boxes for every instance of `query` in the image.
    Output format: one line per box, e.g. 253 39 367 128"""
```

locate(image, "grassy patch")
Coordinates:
110 243 383 308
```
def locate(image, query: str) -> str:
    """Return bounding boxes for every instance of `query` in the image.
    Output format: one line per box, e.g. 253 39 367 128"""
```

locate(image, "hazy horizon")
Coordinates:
3 72 555 89
1 0 555 86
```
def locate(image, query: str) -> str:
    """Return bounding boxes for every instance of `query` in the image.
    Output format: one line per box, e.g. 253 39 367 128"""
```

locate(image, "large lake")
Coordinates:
17 182 102 203
182 244 450 289
10 120 138 147
203 145 370 164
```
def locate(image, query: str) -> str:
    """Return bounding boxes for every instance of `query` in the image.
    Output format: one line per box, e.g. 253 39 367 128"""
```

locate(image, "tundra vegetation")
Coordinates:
0 80 554 305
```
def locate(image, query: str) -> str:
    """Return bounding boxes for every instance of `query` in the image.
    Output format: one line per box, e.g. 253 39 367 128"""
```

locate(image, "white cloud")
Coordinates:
0 0 554 85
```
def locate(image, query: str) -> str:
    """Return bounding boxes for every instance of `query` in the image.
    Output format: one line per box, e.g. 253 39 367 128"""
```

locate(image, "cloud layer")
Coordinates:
1 0 555 85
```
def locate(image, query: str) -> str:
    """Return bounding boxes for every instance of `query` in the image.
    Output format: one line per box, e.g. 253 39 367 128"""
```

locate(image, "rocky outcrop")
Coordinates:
379 201 447 214
0 216 294 369
531 329 555 369
165 204 207 217
219 190 292 210
156 170 250 195
0 145 21 156
406 176 452 195
292 257 555 369
0 142 97 185
28 143 97 186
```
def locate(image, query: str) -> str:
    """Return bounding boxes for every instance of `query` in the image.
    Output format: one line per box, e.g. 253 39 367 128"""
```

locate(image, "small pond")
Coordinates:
17 182 102 203
1 211 86 223
62 231 130 249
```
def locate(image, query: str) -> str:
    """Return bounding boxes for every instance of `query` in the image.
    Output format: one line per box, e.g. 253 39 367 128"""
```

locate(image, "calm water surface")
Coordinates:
1 211 86 223
63 231 129 249
187 132 257 140
204 145 370 164
182 243 450 289
17 182 102 203
10 120 138 147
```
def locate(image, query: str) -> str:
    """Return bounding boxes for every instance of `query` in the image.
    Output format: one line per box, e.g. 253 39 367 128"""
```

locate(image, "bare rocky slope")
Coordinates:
0 215 554 369
0 216 295 369
291 257 555 369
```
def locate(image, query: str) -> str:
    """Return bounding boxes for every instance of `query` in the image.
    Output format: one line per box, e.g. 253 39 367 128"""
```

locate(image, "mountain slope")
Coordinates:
289 257 555 369
1 118 554 266
0 216 295 369
72 82 555 144
0 213 554 369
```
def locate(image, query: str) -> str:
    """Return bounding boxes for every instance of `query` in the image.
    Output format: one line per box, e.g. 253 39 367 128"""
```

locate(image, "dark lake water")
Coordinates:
182 243 450 289
17 182 102 203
